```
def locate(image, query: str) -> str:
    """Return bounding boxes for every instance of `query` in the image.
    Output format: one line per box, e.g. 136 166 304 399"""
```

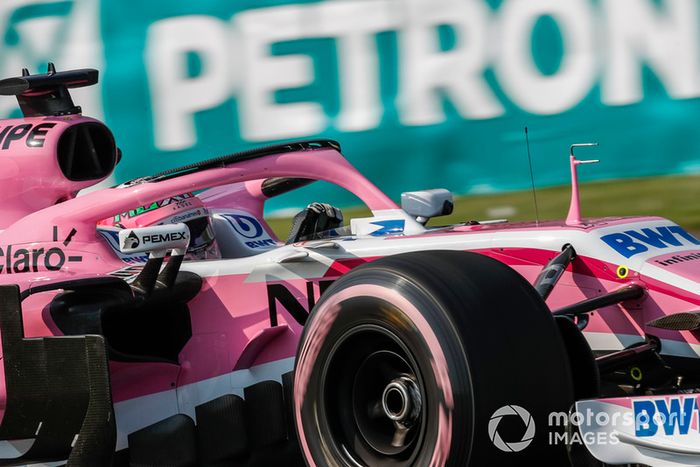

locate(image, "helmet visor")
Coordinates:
185 216 216 254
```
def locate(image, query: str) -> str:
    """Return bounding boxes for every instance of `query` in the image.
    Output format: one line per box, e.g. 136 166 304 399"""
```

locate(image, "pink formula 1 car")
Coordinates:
0 66 696 467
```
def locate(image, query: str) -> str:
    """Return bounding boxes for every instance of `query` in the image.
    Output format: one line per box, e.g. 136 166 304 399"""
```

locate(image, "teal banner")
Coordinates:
1 0 700 209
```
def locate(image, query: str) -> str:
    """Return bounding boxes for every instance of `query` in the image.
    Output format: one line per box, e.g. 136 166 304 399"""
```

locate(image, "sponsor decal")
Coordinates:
553 396 700 444
654 252 700 267
97 228 148 264
112 193 194 222
139 231 187 245
122 231 140 249
369 219 405 236
245 238 276 248
0 226 81 274
117 224 190 255
266 280 335 326
546 399 700 447
225 213 263 239
633 397 698 437
601 225 700 259
170 209 202 224
0 123 56 149
222 213 276 249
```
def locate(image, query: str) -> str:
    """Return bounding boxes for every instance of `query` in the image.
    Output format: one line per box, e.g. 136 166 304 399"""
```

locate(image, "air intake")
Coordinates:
57 122 117 181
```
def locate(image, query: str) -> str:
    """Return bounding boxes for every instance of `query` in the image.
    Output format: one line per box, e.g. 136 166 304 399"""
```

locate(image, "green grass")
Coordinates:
265 173 700 238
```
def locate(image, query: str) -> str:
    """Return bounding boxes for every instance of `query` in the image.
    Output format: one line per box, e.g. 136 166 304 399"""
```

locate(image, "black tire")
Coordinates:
293 250 575 466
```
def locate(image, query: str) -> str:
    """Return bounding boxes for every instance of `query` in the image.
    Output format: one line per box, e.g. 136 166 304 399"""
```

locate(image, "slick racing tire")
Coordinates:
293 250 575 466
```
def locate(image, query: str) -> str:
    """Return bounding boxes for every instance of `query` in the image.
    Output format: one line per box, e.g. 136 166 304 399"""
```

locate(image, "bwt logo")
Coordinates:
600 225 700 259
226 214 263 239
633 397 699 437
222 214 276 249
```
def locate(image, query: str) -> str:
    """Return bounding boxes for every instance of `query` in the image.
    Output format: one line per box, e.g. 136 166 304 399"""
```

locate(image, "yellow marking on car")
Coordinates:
616 265 629 279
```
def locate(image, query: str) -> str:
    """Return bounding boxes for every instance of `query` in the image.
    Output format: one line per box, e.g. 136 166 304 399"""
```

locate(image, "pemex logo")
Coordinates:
122 230 140 250
488 405 536 453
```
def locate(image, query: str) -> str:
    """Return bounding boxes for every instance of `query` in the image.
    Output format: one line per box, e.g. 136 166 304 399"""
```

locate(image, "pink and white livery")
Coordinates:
0 65 696 467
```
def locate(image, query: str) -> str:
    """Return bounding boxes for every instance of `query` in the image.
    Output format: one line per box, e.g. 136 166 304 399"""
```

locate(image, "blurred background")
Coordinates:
2 0 700 230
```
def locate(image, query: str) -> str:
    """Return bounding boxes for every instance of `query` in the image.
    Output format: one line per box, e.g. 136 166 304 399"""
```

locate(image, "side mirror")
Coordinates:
401 189 454 224
118 223 190 257
118 223 191 295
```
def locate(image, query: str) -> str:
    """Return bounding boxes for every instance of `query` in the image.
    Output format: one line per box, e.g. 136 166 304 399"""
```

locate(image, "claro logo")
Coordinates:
0 226 82 274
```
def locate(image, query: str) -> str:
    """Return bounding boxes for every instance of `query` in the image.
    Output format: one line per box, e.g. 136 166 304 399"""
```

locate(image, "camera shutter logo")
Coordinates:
488 405 536 452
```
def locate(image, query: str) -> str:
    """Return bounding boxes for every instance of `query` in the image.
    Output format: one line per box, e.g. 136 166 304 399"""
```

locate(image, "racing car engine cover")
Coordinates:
0 116 118 228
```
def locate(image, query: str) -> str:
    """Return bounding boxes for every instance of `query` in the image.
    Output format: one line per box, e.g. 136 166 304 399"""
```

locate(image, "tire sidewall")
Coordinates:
294 271 473 467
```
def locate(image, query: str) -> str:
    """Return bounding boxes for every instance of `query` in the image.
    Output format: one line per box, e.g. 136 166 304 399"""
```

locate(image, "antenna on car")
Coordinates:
524 127 540 227
566 143 599 225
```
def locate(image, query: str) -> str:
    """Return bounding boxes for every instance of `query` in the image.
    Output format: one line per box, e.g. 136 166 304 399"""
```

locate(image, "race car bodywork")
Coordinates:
0 66 697 467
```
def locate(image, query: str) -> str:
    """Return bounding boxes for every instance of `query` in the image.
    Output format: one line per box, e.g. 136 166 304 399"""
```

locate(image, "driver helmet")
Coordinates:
99 192 220 260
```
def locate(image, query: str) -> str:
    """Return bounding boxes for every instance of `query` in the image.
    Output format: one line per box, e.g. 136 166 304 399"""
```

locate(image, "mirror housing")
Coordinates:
401 189 454 224
118 223 191 295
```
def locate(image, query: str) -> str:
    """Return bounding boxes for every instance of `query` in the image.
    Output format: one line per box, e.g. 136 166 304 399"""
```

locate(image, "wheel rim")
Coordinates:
320 323 427 465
